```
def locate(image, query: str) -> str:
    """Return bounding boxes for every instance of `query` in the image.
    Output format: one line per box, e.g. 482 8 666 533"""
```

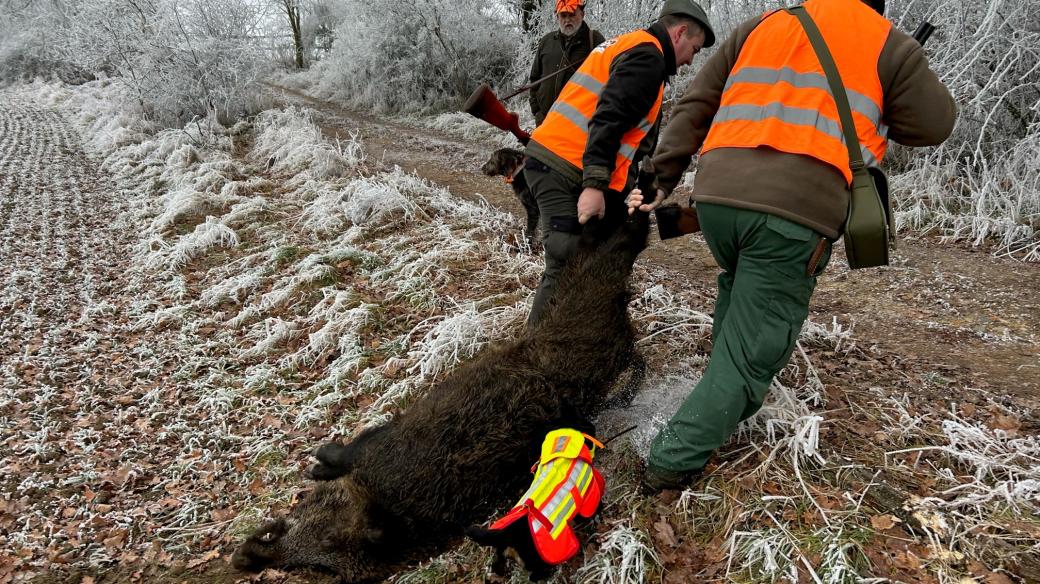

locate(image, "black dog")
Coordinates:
482 148 539 247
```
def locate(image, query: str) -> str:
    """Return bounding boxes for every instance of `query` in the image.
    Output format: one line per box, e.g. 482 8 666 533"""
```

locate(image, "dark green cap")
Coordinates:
659 0 716 48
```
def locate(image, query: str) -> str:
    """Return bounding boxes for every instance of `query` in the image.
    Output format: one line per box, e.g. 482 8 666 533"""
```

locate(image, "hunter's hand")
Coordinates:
626 188 665 215
577 188 605 224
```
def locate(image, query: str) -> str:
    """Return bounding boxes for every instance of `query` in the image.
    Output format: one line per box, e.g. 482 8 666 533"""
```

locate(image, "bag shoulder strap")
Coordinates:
784 6 865 171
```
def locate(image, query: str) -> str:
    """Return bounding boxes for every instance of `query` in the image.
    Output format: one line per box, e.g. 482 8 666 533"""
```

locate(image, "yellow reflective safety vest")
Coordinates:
701 0 891 184
489 428 605 564
528 30 665 192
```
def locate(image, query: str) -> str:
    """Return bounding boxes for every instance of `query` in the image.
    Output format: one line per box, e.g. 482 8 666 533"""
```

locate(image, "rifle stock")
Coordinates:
462 84 531 145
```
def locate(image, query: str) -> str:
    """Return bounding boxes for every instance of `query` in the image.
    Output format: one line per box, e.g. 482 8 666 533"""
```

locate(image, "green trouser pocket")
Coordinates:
753 298 807 378
764 214 832 280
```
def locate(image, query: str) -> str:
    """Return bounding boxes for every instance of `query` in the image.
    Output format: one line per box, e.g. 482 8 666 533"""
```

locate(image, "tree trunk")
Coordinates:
521 0 542 32
282 0 305 69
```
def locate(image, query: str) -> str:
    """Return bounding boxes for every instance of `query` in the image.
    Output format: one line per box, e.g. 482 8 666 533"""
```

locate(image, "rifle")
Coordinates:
912 21 936 45
500 63 580 101
462 63 581 144
463 84 531 145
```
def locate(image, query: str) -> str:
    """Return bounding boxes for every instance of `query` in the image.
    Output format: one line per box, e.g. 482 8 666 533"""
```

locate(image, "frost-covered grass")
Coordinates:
4 80 1036 584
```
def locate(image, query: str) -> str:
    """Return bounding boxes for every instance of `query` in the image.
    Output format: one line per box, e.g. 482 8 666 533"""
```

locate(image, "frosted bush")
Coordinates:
311 0 517 112
252 107 363 181
4 0 270 127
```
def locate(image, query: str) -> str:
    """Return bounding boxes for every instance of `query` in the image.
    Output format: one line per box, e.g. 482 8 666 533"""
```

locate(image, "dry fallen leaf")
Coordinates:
870 514 900 530
186 548 221 569
990 414 1021 433
654 519 678 547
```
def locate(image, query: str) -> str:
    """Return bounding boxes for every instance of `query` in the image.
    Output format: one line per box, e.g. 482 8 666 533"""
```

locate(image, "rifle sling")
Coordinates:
783 6 866 171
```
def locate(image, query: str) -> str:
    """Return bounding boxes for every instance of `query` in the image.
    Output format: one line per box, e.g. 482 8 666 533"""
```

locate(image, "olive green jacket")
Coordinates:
529 23 605 126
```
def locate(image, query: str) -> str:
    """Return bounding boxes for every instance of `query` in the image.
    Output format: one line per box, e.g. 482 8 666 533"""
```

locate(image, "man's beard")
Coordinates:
560 21 579 36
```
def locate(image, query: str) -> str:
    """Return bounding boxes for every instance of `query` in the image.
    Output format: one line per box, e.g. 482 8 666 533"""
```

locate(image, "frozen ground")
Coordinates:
0 81 1038 584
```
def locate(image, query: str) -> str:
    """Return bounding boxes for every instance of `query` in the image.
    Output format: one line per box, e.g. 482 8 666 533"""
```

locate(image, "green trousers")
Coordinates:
525 163 581 327
648 203 832 473
524 163 626 326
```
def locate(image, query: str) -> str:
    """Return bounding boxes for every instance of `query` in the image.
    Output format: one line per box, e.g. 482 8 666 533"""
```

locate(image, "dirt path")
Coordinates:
269 85 1040 409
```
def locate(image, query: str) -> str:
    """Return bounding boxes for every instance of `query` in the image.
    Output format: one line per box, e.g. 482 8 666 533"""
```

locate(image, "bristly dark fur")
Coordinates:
482 148 539 247
232 208 650 582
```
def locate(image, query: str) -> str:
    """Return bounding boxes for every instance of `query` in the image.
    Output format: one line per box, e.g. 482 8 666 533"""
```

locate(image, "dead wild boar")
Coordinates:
233 210 648 581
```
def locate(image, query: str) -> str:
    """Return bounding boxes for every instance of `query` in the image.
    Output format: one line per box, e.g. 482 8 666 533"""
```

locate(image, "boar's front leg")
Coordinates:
307 424 388 481
308 442 354 480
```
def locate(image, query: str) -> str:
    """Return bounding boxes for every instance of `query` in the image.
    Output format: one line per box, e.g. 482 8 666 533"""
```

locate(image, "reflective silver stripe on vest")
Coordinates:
714 102 879 167
569 71 604 95
553 435 569 453
548 101 589 133
548 102 650 165
725 66 883 129
531 460 587 534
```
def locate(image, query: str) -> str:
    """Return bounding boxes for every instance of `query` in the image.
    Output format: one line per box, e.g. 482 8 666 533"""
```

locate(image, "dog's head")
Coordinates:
481 148 526 178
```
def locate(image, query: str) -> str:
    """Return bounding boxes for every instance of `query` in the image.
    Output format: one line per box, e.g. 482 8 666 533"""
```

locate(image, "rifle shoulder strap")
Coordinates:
783 6 865 171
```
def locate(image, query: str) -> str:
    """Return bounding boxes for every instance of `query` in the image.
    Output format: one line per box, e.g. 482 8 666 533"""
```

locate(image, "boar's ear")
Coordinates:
309 442 356 480
255 517 288 542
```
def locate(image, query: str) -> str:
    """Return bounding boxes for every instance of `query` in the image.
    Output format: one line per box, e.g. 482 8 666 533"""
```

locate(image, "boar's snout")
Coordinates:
232 517 288 573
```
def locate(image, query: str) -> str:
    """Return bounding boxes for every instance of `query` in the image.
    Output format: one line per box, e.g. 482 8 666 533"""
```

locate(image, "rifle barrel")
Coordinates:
912 21 935 46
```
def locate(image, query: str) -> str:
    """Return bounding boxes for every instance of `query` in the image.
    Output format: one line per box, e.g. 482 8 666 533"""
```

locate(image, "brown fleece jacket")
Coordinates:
652 12 956 239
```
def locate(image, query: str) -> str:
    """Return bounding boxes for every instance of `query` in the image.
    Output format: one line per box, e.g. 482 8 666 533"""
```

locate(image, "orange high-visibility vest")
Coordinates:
701 0 892 184
529 30 665 192
489 428 605 565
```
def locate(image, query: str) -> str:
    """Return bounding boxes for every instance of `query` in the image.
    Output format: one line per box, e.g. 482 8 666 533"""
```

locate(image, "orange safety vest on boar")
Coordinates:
528 30 664 192
701 0 891 184
488 428 605 565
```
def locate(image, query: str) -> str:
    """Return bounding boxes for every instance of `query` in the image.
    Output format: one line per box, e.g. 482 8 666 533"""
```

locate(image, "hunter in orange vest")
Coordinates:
629 0 955 491
523 0 715 327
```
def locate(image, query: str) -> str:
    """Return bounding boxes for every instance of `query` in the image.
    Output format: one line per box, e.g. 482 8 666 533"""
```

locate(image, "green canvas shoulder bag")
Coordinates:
785 6 894 269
